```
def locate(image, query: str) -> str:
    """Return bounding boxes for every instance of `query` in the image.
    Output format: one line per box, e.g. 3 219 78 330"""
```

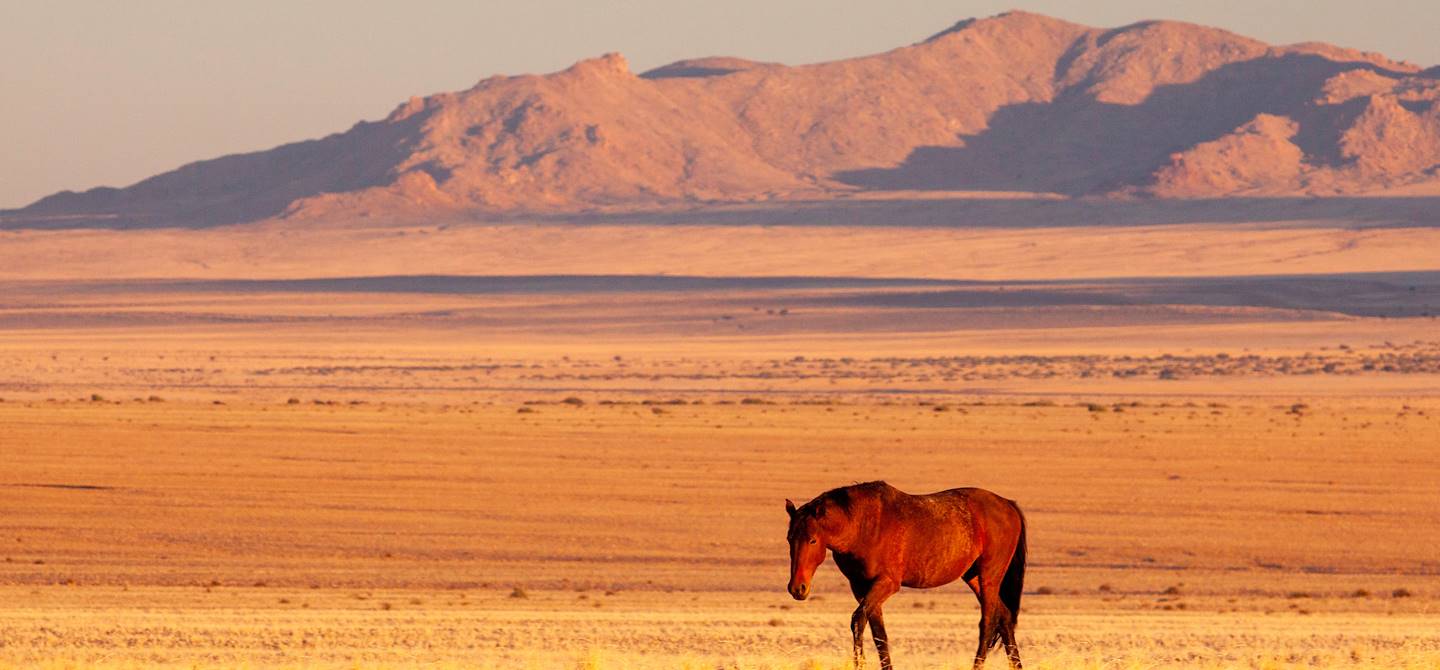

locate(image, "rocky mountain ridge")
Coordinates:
11 10 1439 228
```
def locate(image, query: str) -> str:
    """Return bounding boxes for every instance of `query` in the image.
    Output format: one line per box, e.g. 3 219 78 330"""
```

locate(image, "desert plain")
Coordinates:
1 201 1439 670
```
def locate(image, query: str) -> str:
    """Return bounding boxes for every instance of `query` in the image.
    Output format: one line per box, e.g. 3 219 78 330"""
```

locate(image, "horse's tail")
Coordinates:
1000 500 1027 623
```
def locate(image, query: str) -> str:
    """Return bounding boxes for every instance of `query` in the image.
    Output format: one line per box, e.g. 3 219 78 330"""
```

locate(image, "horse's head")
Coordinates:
784 497 830 600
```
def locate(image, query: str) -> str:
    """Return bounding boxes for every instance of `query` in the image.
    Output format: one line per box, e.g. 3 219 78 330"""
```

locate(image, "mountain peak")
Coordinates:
924 10 1082 43
562 52 632 79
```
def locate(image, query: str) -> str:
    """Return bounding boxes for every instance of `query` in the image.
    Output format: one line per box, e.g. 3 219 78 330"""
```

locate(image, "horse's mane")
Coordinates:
813 480 891 515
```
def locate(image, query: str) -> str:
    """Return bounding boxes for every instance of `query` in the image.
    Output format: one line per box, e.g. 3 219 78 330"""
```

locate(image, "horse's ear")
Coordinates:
785 499 797 518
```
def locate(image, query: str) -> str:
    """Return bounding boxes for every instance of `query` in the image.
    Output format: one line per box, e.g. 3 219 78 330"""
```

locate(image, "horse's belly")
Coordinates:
903 567 967 589
902 536 978 588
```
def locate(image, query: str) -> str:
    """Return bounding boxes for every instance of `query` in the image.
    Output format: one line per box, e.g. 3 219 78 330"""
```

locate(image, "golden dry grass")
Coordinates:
1 589 1437 669
2 392 1437 668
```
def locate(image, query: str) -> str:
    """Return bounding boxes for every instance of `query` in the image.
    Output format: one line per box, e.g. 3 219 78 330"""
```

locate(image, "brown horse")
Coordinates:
785 481 1027 669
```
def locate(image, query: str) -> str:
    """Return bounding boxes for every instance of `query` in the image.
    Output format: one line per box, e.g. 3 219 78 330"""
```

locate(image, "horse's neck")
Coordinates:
826 494 885 556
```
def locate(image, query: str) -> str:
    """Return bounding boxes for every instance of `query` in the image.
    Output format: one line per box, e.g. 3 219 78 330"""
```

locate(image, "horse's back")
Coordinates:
890 487 1022 588
932 487 1024 541
935 486 1019 509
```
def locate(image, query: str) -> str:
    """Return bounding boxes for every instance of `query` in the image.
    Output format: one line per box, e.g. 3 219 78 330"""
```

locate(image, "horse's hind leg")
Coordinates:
999 612 1022 669
964 574 992 668
971 598 1000 668
967 574 1013 669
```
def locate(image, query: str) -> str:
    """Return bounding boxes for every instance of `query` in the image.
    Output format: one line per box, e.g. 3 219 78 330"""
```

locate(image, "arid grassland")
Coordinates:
2 382 1437 667
1 281 1438 668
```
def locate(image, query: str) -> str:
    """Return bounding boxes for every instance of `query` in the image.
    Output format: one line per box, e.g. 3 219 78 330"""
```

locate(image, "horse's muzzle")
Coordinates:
789 582 810 601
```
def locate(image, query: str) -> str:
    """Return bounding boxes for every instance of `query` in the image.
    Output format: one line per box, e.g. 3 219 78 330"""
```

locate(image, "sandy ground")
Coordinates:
2 587 1438 668
3 217 1440 282
3 204 1440 667
2 390 1437 667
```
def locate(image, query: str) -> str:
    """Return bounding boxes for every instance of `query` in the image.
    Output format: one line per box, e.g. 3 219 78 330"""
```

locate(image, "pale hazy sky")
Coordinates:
3 1 1436 209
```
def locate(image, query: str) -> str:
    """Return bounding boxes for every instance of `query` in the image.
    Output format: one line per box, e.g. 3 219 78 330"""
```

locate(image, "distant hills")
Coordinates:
10 11 1440 228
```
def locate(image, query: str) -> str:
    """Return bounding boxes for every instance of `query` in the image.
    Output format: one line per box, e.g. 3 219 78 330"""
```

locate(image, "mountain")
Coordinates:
9 11 1440 228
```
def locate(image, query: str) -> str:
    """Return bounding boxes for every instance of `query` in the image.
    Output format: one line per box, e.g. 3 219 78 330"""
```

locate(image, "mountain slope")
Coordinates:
9 11 1439 228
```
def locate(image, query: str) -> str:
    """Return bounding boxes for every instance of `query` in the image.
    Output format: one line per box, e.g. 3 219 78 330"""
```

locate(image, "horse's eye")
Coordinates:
808 538 817 545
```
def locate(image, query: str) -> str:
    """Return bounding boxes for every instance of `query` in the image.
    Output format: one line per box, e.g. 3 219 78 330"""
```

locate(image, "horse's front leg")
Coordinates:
859 578 900 670
850 604 868 669
868 608 893 670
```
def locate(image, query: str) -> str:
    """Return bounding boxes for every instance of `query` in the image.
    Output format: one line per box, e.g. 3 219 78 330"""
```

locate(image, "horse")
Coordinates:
784 481 1027 669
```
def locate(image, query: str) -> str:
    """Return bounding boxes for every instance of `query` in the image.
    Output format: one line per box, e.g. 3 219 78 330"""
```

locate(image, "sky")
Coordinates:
3 1 1437 209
